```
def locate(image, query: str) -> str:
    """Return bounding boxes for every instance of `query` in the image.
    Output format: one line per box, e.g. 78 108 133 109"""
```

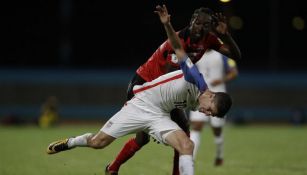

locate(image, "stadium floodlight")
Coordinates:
219 0 231 3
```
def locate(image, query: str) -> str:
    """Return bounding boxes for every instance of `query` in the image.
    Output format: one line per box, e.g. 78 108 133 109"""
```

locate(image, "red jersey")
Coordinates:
136 28 223 82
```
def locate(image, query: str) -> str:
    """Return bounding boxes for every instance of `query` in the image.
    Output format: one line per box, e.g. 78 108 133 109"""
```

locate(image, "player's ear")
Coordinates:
208 91 215 98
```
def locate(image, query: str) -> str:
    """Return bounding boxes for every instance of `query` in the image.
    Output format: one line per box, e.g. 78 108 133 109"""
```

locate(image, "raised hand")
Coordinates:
212 13 229 35
154 4 170 24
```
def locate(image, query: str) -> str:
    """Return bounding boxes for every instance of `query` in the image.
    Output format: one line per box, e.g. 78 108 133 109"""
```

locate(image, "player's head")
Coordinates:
189 7 214 42
198 91 232 118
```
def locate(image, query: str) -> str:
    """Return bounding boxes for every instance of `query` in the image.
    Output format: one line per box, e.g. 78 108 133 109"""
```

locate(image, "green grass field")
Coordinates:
0 124 307 175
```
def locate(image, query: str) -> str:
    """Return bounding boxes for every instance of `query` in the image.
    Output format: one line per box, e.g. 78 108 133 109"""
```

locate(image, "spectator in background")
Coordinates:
39 96 59 128
189 49 238 166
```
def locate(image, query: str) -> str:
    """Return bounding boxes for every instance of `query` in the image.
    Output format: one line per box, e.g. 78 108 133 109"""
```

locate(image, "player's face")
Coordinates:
198 92 218 116
189 13 212 42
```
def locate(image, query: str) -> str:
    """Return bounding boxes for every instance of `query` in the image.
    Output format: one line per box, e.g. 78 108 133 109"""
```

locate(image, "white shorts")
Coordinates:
101 97 181 145
189 110 225 127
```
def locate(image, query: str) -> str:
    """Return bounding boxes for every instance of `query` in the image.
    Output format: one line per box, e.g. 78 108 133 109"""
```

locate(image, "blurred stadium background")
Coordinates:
1 0 306 124
0 0 307 174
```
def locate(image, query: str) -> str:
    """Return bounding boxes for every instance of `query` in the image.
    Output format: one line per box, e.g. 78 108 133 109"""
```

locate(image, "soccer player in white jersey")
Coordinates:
46 5 232 175
189 49 238 166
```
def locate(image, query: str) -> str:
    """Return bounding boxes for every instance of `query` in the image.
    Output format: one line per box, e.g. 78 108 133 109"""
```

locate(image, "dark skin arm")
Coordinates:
155 4 213 110
213 13 242 60
154 5 186 61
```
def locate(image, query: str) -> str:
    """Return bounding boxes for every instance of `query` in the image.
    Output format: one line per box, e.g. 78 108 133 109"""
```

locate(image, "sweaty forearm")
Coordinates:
163 23 186 60
163 23 183 51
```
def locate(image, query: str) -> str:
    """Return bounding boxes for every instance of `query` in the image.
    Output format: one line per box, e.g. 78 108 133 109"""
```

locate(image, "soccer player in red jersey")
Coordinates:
106 5 241 175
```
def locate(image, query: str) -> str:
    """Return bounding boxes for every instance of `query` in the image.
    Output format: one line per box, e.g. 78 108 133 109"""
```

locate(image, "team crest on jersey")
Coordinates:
171 54 179 63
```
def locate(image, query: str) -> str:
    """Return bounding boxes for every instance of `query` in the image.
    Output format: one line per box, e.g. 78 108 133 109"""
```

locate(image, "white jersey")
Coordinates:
195 50 236 93
133 70 201 113
101 59 207 144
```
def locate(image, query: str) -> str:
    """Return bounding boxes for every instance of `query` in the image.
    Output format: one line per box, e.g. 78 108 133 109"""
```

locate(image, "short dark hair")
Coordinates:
191 7 214 20
213 92 232 118
194 7 214 16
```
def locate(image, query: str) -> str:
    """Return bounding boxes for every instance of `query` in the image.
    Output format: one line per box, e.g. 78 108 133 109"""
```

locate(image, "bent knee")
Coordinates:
191 121 205 131
178 139 194 154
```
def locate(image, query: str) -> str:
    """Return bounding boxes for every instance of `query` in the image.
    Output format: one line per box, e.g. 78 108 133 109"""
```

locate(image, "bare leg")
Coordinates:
170 109 189 175
165 130 194 175
47 131 116 154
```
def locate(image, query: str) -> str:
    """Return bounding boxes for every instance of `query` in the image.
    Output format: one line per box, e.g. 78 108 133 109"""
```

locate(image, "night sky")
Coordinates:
1 0 306 71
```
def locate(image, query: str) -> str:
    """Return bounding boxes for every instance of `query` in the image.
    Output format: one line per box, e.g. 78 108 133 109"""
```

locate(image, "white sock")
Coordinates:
214 135 224 159
67 133 93 148
179 155 194 175
190 130 201 160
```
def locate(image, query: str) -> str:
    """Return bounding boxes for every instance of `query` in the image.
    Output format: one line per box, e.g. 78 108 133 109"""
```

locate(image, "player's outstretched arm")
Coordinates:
155 4 208 92
154 5 186 61
213 13 242 60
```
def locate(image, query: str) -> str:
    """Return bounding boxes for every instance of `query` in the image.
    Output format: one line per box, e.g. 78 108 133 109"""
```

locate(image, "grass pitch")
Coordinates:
0 124 306 175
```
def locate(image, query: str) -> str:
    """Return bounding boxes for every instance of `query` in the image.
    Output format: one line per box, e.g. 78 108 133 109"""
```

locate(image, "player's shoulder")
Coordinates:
153 70 183 82
162 70 183 78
